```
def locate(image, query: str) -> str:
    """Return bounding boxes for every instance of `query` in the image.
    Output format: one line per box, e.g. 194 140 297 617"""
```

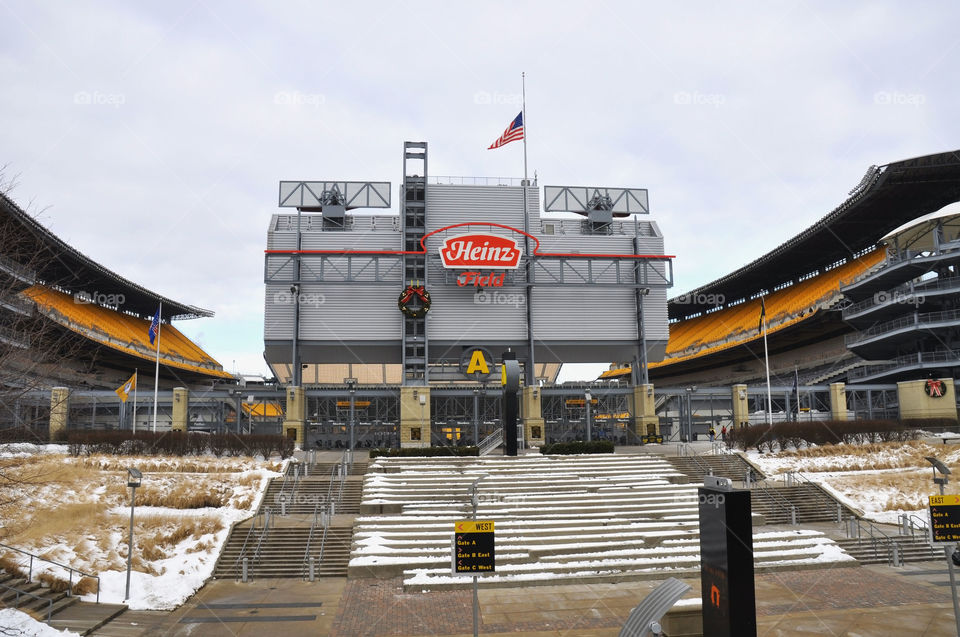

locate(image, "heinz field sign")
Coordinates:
438 233 523 270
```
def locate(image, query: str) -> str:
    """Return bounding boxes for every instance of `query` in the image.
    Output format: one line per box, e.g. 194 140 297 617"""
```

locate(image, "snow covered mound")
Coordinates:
350 454 854 589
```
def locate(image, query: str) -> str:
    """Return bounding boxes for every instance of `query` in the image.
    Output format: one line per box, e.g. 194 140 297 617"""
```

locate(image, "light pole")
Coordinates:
346 378 357 451
124 467 142 602
585 390 592 442
926 456 960 637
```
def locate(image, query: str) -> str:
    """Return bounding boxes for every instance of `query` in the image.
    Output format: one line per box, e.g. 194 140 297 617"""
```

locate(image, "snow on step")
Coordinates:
352 454 854 587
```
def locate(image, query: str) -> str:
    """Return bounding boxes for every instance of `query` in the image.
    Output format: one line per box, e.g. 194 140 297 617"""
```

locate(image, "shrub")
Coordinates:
540 440 614 455
369 446 479 459
726 418 932 451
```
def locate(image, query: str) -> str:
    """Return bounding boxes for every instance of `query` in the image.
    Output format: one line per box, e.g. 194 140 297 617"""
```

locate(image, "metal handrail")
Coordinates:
900 513 929 539
843 274 960 316
0 580 54 621
478 428 503 456
231 509 267 579
845 309 960 346
849 517 903 566
301 501 331 580
251 508 273 564
752 478 797 523
0 542 100 603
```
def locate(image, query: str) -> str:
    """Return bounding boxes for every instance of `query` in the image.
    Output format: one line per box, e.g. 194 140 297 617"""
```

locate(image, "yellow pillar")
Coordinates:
897 379 958 421
400 387 430 448
830 382 848 421
171 387 189 432
522 386 545 446
731 384 749 427
49 387 70 442
631 384 659 439
282 386 306 448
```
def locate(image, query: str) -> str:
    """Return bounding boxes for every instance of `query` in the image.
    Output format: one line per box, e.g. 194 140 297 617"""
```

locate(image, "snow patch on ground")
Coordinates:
0 609 79 635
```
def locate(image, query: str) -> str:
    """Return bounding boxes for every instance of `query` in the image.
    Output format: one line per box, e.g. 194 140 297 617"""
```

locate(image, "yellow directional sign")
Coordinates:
929 495 960 544
452 519 496 574
455 520 494 533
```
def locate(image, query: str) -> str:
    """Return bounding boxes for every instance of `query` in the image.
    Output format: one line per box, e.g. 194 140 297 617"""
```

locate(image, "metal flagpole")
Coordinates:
521 71 535 387
132 370 138 435
152 303 162 433
762 297 773 426
795 366 801 421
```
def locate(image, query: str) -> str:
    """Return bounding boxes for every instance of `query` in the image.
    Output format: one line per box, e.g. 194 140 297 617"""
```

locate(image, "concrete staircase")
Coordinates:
836 535 942 565
750 483 857 525
0 571 126 635
352 454 857 589
212 527 353 579
666 453 763 483
214 458 367 580
259 477 364 515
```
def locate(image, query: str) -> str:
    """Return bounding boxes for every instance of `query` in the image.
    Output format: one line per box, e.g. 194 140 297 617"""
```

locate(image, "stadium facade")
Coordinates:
603 149 960 433
0 190 233 436
263 142 672 447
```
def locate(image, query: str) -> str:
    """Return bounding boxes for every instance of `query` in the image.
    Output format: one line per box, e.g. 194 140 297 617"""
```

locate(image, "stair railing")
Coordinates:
0 580 54 621
301 501 332 581
251 507 273 565
0 542 100 603
847 517 903 566
899 513 929 539
231 508 269 580
478 428 503 456
752 479 798 524
782 471 855 523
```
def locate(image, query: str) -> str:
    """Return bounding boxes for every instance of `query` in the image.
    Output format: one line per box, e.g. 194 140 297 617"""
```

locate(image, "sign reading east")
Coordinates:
929 495 960 544
439 233 523 270
452 520 495 574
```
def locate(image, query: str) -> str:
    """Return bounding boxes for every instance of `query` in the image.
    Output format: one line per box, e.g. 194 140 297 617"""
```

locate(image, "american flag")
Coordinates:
488 112 524 149
148 307 161 345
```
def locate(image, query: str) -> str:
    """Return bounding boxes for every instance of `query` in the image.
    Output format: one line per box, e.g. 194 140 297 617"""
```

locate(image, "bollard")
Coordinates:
242 557 248 582
837 503 842 524
280 496 287 516
745 470 751 488
309 556 315 582
330 502 336 516
791 506 797 526
892 543 901 567
304 464 309 478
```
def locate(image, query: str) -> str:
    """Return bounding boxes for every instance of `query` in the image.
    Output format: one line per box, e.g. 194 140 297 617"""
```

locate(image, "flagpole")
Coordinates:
762 297 773 426
795 366 801 421
152 303 162 433
521 72 528 182
132 370 138 435
521 71 535 388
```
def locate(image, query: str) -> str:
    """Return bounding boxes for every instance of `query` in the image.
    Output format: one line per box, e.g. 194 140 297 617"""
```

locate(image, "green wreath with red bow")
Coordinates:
398 283 431 318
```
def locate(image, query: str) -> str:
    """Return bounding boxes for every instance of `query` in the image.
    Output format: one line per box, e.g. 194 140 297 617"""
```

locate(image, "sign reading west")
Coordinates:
439 234 523 269
452 520 495 574
929 495 960 544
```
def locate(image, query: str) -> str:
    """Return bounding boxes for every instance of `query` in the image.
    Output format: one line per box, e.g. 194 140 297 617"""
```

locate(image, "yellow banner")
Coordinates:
115 372 136 403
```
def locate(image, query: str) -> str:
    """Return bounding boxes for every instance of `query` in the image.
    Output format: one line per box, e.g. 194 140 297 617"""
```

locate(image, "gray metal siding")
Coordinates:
427 185 539 231
532 288 637 340
265 283 400 340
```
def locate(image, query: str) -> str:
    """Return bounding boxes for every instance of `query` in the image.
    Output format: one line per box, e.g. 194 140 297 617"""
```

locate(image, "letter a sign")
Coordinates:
466 350 489 375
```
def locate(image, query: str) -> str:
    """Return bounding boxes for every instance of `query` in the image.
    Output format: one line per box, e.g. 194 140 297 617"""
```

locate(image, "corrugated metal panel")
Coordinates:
264 284 295 339
532 288 637 340
296 284 400 340
641 288 670 343
427 185 539 231
300 231 401 250
265 254 295 280
426 283 528 341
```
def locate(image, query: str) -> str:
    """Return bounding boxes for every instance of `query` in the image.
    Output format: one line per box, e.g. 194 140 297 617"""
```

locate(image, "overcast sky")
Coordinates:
2 1 958 381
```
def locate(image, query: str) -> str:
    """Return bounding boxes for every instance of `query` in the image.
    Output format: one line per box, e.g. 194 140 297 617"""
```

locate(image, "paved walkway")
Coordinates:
90 560 960 636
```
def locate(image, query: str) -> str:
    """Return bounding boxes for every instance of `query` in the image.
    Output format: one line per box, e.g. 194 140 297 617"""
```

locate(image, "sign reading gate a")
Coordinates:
929 495 960 544
452 520 495 574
